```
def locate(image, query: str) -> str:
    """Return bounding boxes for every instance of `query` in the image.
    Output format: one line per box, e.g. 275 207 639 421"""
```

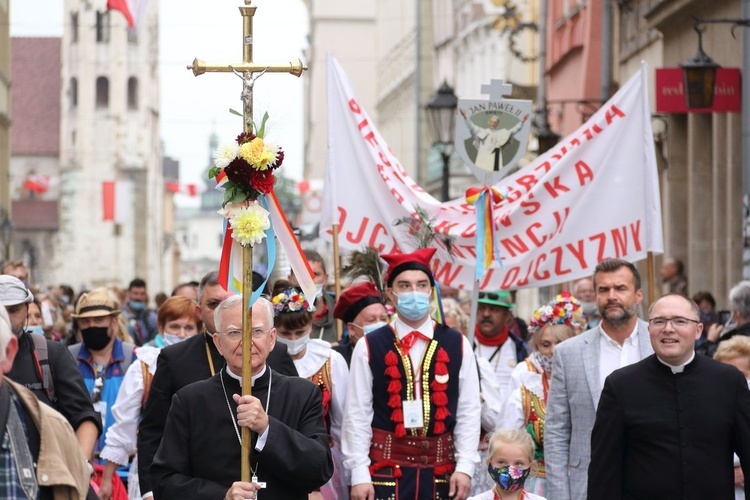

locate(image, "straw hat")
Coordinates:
73 288 120 318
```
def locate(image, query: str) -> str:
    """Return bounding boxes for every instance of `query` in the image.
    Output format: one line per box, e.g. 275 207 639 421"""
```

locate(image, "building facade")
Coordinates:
9 37 61 286
56 0 165 290
0 0 10 263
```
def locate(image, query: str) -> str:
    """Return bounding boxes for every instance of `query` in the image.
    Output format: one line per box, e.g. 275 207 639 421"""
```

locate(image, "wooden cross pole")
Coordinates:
187 1 307 483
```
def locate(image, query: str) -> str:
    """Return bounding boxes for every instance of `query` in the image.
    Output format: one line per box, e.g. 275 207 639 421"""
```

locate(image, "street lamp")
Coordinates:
681 23 719 109
681 18 749 109
425 81 458 202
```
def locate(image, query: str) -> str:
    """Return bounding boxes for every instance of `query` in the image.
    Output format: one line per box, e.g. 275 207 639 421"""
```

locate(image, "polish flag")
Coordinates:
107 0 147 28
102 181 133 223
24 175 50 194
165 182 199 197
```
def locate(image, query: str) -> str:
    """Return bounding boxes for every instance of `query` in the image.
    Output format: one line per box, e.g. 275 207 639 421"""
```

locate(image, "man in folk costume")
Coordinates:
473 291 529 404
332 281 389 366
149 295 333 499
343 248 481 500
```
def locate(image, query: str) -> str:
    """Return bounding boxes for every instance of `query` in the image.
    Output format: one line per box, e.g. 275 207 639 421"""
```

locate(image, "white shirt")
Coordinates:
476 356 504 432
474 339 518 405
291 338 349 444
599 323 641 385
101 345 161 467
342 316 481 486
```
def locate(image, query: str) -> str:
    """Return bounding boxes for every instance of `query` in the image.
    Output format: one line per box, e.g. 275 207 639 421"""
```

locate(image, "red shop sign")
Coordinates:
655 67 742 113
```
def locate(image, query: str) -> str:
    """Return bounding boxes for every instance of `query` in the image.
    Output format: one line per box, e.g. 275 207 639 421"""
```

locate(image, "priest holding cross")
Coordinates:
148 2 329 499
149 297 332 499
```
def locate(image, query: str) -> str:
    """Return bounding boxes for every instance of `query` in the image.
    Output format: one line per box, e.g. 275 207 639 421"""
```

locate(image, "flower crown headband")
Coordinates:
529 291 585 332
271 288 313 316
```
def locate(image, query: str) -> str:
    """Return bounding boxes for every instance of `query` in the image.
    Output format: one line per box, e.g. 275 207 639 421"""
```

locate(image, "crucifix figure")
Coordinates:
187 0 307 487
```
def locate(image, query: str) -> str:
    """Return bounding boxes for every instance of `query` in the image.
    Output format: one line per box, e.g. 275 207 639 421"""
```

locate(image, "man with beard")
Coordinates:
0 275 101 460
545 258 653 500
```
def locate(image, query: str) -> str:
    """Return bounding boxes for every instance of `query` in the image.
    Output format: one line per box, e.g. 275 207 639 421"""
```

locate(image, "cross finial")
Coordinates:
481 79 513 101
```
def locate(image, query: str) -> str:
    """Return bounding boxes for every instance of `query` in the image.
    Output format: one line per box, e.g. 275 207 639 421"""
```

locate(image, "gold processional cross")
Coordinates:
187 0 307 487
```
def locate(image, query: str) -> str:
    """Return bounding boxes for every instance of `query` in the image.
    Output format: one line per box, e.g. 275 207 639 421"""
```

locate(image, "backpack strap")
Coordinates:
30 334 56 402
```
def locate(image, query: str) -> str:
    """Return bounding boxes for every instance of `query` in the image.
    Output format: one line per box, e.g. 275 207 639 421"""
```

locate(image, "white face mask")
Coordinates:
315 283 325 300
277 333 310 355
162 333 186 346
362 321 387 335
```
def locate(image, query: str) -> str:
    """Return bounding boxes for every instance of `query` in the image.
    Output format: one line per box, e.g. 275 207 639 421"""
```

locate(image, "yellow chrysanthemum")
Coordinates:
229 203 270 246
238 138 279 171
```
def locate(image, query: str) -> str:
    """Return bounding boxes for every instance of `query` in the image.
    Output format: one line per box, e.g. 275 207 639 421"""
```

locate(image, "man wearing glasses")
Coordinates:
545 258 653 500
588 293 750 498
150 295 332 499
137 271 298 498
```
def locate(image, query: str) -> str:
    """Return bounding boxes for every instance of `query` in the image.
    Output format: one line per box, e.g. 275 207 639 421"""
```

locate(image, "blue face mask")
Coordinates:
395 291 431 321
362 321 388 334
26 325 45 336
129 301 146 311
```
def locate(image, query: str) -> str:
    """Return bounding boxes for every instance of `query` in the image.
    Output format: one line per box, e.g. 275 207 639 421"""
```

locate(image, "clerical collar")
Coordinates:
224 365 267 387
657 352 695 374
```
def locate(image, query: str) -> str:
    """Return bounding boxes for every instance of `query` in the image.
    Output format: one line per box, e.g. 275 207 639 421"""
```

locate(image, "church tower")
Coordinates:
56 1 163 289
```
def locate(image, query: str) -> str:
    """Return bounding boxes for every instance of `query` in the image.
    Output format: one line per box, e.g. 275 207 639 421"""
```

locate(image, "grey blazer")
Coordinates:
544 320 652 500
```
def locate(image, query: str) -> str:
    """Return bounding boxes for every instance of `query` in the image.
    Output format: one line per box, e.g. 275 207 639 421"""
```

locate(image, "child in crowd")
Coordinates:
468 429 546 500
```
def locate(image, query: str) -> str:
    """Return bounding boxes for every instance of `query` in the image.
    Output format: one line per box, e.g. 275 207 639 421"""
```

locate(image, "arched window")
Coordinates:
96 77 109 108
70 77 78 108
127 77 138 110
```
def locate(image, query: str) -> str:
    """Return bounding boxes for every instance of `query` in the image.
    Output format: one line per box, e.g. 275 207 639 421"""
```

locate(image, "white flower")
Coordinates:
213 143 240 169
229 202 271 247
217 202 244 219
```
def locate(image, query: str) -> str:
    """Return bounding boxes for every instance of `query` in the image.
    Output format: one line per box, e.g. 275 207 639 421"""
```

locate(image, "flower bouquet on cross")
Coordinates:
209 112 284 246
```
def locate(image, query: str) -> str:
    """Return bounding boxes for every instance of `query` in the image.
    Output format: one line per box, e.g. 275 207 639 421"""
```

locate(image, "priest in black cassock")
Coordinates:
138 272 297 497
589 294 750 500
149 295 333 499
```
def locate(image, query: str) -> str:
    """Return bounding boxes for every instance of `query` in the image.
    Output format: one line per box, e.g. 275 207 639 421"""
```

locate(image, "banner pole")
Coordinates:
332 224 343 340
646 251 656 312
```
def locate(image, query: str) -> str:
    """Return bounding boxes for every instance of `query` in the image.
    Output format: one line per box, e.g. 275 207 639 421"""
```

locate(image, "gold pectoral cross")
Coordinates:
186 1 307 483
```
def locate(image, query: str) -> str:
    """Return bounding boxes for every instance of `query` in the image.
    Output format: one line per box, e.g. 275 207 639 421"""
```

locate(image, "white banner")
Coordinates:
321 55 663 290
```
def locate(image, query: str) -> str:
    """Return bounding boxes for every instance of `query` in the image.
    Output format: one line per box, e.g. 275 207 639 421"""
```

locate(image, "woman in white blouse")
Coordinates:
99 296 202 500
499 292 584 497
271 280 349 500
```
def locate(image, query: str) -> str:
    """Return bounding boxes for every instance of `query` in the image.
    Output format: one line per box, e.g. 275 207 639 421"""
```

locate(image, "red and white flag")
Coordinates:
165 182 199 197
102 181 133 223
24 175 50 194
107 0 148 28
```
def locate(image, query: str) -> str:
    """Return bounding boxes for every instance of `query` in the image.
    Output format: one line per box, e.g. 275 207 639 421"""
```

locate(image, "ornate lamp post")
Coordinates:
425 81 458 202
681 18 749 109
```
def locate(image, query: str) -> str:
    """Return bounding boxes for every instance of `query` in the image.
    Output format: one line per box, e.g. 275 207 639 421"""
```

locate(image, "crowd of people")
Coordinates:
1 251 750 500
